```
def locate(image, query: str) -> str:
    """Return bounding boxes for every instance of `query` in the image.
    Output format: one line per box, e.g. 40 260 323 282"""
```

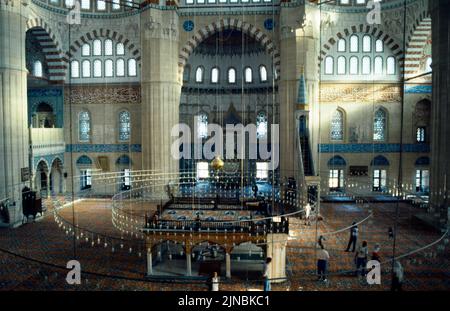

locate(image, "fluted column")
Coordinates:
0 1 29 226
140 9 181 180
430 0 450 230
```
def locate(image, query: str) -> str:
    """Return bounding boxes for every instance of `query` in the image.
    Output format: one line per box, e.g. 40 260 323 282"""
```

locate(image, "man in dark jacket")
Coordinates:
345 222 358 252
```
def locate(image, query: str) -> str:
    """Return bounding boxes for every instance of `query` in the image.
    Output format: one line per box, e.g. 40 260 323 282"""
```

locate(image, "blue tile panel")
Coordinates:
319 144 430 153
405 85 432 93
66 144 142 153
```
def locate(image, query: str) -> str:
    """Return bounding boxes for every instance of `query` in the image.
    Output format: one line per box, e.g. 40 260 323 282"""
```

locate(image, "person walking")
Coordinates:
211 272 220 291
345 222 358 252
371 244 381 262
304 204 311 226
391 260 404 291
263 257 272 291
317 244 330 282
355 241 368 277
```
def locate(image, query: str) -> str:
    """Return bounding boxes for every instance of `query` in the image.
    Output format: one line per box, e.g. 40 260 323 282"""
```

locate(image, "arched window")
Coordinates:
349 56 358 75
375 39 383 52
82 60 91 77
330 109 344 141
128 59 137 76
256 112 268 139
337 56 346 74
33 61 43 77
350 35 359 52
93 39 102 56
325 56 334 74
116 59 125 77
105 59 113 77
362 56 371 75
195 66 204 83
97 0 106 10
104 39 113 56
79 111 91 142
93 59 102 77
374 56 383 75
116 43 125 55
337 39 346 52
386 56 396 75
65 0 75 7
211 67 219 83
197 113 208 139
259 65 268 82
81 43 90 56
373 108 387 141
228 68 236 83
244 67 253 83
119 111 131 141
425 57 432 72
70 60 80 78
362 35 371 52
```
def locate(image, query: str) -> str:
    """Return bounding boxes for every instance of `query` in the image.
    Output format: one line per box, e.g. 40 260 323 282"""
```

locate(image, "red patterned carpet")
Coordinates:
0 198 448 291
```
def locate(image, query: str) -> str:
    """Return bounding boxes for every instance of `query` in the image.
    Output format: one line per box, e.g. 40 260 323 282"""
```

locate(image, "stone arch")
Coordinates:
403 14 432 79
26 18 66 82
178 18 281 77
63 28 141 63
318 24 405 66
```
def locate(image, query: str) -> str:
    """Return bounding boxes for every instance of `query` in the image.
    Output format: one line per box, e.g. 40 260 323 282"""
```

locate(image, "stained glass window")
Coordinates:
330 110 344 140
119 111 131 141
93 39 102 55
245 67 253 83
33 61 43 77
105 39 113 56
71 60 80 78
79 111 91 142
374 56 383 75
128 59 137 76
386 56 396 74
256 112 268 139
416 127 425 142
197 114 208 139
116 43 125 55
260 65 268 82
362 35 371 52
195 66 204 83
228 68 236 83
211 67 219 83
116 59 125 76
373 108 386 141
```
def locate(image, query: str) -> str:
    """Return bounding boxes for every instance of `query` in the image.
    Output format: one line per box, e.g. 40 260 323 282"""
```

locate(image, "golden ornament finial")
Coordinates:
211 155 224 170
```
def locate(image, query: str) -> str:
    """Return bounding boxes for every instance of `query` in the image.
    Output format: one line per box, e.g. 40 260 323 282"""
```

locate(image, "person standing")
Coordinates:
263 257 272 291
211 272 220 291
371 244 381 262
345 222 358 252
355 241 368 276
391 260 404 291
304 204 311 226
317 245 330 282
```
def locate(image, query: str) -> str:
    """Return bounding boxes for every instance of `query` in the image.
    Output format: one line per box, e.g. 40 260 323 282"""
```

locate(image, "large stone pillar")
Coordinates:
279 5 320 177
430 0 450 231
266 233 288 283
0 1 29 226
225 252 231 278
146 248 153 276
140 9 181 179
